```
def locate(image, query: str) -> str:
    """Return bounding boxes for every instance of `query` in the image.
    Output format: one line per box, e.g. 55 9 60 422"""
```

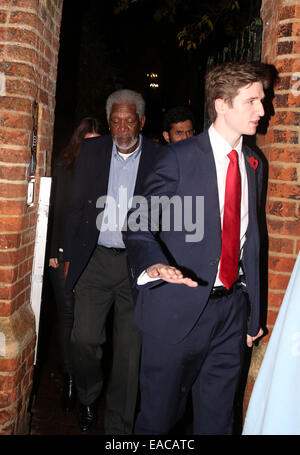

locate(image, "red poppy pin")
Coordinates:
248 156 258 170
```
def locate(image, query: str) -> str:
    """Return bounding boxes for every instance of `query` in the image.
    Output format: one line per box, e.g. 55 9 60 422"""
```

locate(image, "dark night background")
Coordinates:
52 0 262 155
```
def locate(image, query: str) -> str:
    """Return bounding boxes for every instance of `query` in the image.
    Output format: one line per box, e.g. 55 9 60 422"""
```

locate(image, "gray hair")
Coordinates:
106 89 145 121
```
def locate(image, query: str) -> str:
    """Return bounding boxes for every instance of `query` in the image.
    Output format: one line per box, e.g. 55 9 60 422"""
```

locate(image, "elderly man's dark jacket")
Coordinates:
64 134 161 293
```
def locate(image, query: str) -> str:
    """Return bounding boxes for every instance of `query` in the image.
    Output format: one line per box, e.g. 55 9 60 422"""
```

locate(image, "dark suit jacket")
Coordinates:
124 130 264 344
48 161 74 258
64 134 162 293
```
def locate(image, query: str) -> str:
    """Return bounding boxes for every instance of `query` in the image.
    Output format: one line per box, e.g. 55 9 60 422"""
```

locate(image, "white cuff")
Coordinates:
137 270 160 285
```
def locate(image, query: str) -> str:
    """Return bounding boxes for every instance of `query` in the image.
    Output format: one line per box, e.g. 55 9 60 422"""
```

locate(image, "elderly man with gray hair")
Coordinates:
63 89 162 434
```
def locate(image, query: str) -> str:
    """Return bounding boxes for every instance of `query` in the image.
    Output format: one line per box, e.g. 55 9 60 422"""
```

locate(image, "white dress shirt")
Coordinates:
208 125 248 286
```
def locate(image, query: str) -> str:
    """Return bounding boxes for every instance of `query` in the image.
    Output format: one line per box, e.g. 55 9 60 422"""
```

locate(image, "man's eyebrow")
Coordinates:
246 95 266 101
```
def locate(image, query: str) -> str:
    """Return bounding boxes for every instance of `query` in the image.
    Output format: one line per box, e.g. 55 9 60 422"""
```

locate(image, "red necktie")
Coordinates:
219 149 241 290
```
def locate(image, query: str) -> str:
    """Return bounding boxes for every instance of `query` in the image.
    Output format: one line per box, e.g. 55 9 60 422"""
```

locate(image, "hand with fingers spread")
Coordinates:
147 263 198 287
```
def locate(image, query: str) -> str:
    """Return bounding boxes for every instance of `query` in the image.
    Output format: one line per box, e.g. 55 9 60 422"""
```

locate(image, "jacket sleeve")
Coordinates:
123 146 180 286
63 141 90 261
48 163 71 258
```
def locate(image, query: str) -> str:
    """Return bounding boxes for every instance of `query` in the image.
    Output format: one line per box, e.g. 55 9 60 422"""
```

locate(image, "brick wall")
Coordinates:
0 0 63 434
244 0 300 413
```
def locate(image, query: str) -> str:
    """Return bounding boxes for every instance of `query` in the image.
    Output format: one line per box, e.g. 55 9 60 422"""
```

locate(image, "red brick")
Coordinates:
269 147 300 163
267 182 300 200
269 236 295 254
0 164 28 180
5 44 39 66
293 22 300 36
0 387 18 407
9 11 37 28
0 247 27 267
10 0 39 8
0 215 25 232
268 272 291 291
0 290 28 317
293 40 300 54
0 233 21 250
0 148 31 164
0 129 30 147
268 217 300 237
0 95 33 114
262 329 272 342
0 357 20 372
18 258 33 278
279 5 296 20
0 200 26 216
275 58 300 73
271 111 300 127
0 182 27 199
277 40 294 55
0 12 7 23
267 308 280 326
0 27 38 48
0 372 18 391
21 229 35 245
267 200 296 218
0 422 14 434
0 61 36 80
273 129 298 144
0 274 31 299
0 267 18 284
6 79 38 98
269 165 298 182
278 22 293 38
275 75 291 91
269 255 296 273
268 291 285 308
0 112 32 130
0 409 14 426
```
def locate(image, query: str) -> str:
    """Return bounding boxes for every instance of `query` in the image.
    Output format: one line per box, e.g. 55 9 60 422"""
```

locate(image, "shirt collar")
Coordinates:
208 125 243 158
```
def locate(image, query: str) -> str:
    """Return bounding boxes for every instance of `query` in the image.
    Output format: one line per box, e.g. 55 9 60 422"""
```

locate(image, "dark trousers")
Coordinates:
71 245 141 435
135 284 248 435
49 254 74 375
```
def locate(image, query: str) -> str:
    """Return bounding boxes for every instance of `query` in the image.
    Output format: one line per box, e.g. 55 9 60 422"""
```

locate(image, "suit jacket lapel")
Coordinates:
134 137 155 195
243 145 258 224
94 135 113 198
199 131 222 236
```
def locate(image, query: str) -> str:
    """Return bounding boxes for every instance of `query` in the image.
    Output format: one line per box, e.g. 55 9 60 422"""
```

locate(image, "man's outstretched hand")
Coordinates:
147 263 198 287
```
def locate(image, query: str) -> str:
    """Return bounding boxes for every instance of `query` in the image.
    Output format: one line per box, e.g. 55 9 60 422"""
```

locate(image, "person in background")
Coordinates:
63 90 162 434
48 117 101 413
162 106 195 143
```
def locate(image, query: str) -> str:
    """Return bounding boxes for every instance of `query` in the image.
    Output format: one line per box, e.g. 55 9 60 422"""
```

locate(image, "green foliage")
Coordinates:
114 0 261 53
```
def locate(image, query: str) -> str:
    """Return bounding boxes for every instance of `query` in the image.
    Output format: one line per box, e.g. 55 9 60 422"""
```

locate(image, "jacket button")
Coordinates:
209 259 218 266
85 220 89 224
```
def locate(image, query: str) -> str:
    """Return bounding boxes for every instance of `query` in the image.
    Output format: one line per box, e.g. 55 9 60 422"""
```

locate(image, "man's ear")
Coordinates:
140 115 146 130
214 98 228 116
162 131 170 143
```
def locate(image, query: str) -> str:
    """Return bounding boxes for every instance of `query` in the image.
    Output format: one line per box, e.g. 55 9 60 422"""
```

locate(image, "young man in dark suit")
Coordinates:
124 62 270 435
63 89 161 434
